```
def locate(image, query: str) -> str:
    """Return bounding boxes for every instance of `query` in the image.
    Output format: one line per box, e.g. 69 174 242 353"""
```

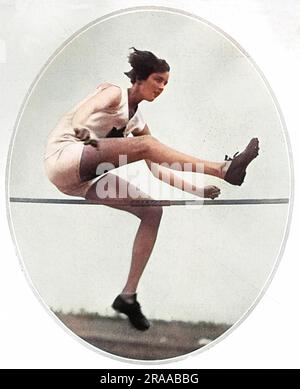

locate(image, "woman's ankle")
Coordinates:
205 162 227 178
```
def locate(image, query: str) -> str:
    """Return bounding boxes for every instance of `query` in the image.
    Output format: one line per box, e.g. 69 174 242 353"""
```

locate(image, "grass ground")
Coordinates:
55 311 231 360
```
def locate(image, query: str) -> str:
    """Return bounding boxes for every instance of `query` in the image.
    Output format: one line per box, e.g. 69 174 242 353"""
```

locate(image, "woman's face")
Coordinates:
139 72 169 101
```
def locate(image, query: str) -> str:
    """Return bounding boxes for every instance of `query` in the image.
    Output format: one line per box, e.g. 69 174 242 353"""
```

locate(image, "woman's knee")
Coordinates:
140 205 163 222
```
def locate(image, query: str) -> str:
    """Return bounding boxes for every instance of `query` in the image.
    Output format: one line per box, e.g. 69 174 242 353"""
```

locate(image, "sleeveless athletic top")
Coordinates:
44 83 146 160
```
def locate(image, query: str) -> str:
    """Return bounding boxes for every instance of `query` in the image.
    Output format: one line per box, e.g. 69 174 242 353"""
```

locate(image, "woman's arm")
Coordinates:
72 85 122 132
133 125 220 199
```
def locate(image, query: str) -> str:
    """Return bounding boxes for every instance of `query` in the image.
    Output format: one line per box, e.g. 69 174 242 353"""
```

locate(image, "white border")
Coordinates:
2 4 297 368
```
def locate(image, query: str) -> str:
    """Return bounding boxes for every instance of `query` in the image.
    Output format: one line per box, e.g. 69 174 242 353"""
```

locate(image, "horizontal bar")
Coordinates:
9 197 289 206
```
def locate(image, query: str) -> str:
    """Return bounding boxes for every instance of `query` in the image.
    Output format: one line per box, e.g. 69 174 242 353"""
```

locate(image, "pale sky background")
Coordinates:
6 6 291 324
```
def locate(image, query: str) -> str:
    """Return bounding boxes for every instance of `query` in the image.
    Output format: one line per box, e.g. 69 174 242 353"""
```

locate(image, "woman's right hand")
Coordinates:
74 128 98 148
204 185 221 199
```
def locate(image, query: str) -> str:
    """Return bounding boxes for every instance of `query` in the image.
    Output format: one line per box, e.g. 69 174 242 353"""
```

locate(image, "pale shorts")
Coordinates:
44 142 101 197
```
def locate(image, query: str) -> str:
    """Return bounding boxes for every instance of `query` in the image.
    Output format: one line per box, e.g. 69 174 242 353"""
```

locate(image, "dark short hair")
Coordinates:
124 47 170 84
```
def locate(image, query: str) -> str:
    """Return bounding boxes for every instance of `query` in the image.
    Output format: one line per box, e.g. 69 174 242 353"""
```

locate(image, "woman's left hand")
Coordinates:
74 128 98 148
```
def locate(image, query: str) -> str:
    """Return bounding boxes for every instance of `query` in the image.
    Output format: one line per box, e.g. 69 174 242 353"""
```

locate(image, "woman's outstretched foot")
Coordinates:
112 294 150 331
222 138 259 186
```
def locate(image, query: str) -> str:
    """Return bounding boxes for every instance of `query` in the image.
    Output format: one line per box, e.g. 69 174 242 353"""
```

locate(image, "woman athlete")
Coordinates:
44 48 259 331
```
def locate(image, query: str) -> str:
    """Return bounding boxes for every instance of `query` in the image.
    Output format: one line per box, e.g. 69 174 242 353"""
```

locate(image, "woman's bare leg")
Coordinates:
121 210 162 294
85 173 162 294
79 136 226 181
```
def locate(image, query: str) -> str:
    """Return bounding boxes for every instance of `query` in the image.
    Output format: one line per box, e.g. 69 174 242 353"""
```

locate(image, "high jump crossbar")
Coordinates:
9 197 289 207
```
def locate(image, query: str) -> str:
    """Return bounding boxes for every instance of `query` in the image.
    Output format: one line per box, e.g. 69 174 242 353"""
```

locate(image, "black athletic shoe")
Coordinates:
224 138 259 186
112 294 150 331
